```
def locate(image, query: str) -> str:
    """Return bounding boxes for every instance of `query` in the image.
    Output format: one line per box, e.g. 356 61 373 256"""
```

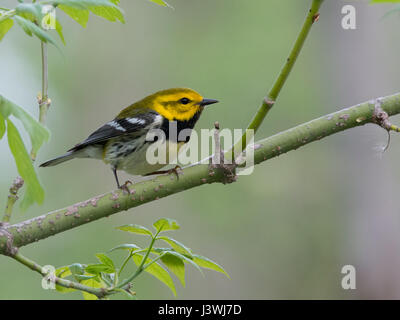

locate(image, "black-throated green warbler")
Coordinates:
40 88 218 189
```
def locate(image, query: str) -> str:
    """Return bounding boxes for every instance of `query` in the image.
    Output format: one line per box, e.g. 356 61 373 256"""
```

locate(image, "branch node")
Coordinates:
263 97 275 107
2 177 24 223
312 13 320 24
372 98 389 129
372 98 400 152
98 287 108 299
10 177 24 195
209 122 237 184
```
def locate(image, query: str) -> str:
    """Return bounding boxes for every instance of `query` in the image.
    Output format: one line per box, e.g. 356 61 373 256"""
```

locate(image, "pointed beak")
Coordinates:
200 98 219 106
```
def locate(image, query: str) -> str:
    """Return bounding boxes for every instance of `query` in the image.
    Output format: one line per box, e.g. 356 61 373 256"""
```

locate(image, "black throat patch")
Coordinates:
160 109 202 143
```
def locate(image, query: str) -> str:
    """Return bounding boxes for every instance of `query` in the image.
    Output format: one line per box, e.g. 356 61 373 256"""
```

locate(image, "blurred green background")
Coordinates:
1 0 400 299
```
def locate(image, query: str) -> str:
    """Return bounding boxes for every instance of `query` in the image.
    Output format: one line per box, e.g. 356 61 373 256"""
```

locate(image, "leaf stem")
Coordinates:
231 0 324 158
118 230 161 288
118 250 134 276
142 252 165 270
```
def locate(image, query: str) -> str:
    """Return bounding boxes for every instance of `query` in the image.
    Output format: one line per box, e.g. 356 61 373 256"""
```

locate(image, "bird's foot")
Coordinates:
119 180 132 194
144 165 183 180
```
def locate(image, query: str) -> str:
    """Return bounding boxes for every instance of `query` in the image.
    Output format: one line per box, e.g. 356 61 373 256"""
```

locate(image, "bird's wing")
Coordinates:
69 110 162 152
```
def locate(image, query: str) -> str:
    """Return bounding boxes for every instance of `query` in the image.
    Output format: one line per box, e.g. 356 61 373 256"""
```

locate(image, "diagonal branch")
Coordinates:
1 92 400 255
12 252 110 298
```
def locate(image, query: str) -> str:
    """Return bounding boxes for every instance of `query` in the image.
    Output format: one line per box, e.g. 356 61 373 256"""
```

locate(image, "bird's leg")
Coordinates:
144 165 183 179
112 167 132 193
120 180 132 194
112 167 121 188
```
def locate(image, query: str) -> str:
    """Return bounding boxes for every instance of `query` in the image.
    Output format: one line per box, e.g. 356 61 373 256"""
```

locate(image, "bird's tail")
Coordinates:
40 151 75 167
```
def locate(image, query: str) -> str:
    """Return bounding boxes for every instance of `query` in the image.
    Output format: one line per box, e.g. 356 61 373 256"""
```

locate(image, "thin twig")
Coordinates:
231 0 324 158
117 230 161 289
1 177 24 223
32 41 51 160
12 251 109 298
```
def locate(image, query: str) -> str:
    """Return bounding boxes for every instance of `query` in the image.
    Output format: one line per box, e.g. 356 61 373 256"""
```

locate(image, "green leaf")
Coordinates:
0 95 49 209
96 253 115 271
88 4 124 23
101 272 116 286
149 0 169 7
0 18 13 41
0 112 5 139
58 4 89 28
164 250 203 276
55 0 120 8
15 3 43 21
80 278 103 300
150 247 174 254
370 0 400 3
160 252 185 287
113 287 135 300
57 0 124 26
74 274 97 281
68 263 85 276
117 224 153 236
55 19 65 45
56 266 72 278
7 119 45 209
192 254 230 278
55 266 75 293
85 264 114 274
14 15 58 47
132 254 176 296
0 94 50 155
157 236 192 257
153 218 180 232
108 243 140 252
68 263 93 282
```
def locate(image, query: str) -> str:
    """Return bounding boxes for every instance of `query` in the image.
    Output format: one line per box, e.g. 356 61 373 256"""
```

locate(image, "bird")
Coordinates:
40 88 219 190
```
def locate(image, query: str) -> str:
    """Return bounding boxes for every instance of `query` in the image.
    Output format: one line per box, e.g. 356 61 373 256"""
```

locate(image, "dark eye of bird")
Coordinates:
180 97 190 105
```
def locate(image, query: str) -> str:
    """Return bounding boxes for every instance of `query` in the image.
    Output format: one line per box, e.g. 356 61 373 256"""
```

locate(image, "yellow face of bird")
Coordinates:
126 88 218 122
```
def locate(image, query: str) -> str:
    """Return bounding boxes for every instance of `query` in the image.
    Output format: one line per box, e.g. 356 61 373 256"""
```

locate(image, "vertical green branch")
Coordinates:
232 0 324 158
32 41 50 160
39 41 49 125
2 40 50 221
